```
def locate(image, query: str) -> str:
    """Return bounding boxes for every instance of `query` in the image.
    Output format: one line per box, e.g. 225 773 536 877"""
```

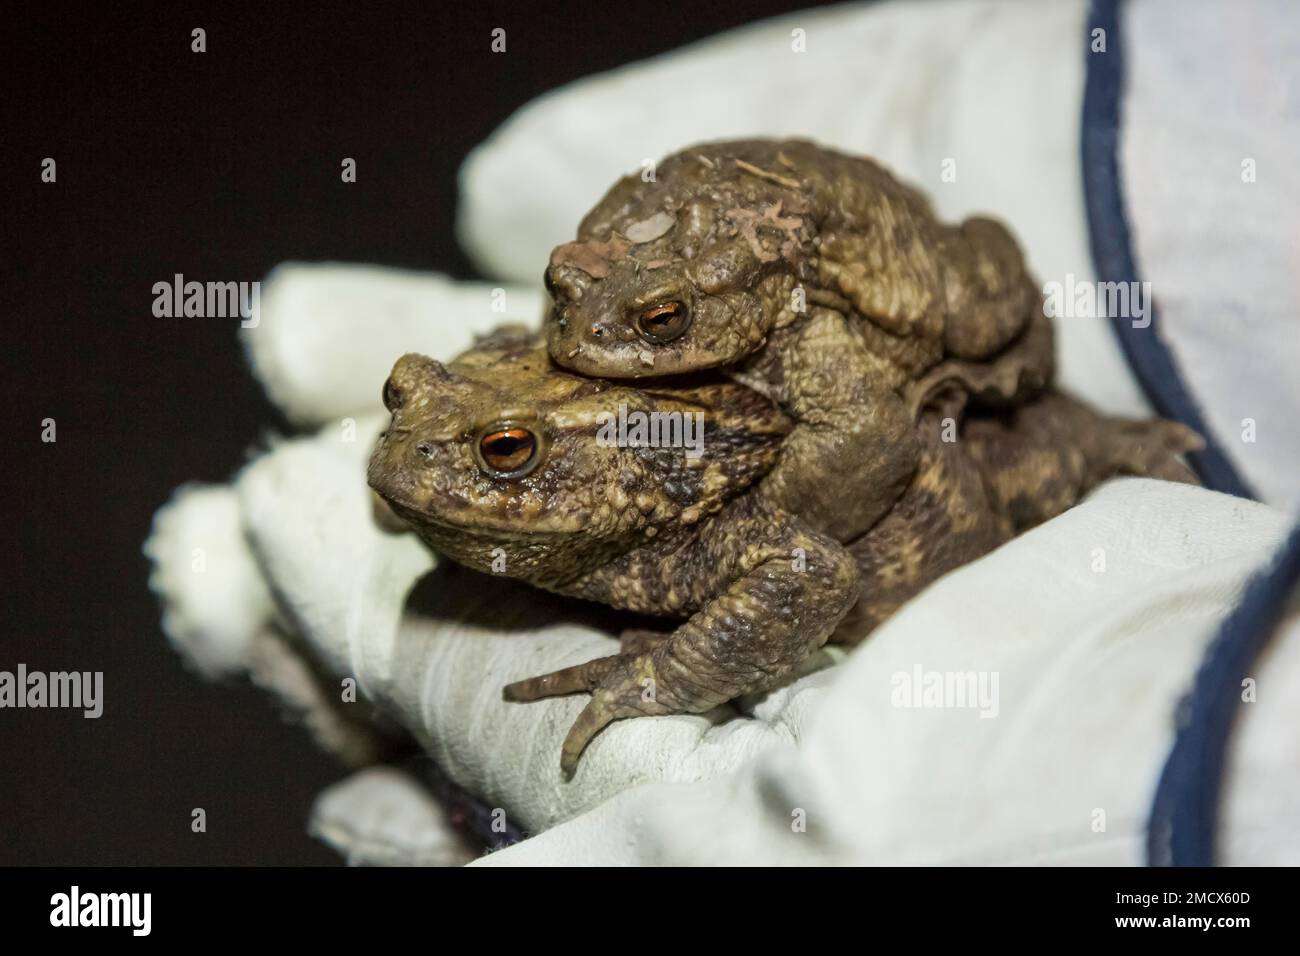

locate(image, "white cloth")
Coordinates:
482 482 1300 866
1121 0 1300 505
147 0 1300 865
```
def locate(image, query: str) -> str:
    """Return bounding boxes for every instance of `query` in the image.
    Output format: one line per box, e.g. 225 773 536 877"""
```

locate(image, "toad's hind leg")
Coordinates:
908 305 1055 420
962 391 1203 533
830 395 1203 646
908 217 1052 419
940 216 1040 361
759 308 920 542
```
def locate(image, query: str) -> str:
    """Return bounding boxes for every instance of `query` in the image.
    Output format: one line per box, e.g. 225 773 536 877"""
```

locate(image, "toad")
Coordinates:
368 328 1199 776
544 138 1053 542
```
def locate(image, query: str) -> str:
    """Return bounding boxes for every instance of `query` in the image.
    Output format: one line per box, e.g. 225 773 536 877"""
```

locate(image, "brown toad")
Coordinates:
368 329 1199 776
544 138 1053 542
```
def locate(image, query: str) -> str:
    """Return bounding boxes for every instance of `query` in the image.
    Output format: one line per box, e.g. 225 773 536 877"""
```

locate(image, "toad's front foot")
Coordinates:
503 652 672 778
505 502 860 776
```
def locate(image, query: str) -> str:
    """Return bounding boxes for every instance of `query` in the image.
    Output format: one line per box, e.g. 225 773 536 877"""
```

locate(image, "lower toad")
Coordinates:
368 328 1200 776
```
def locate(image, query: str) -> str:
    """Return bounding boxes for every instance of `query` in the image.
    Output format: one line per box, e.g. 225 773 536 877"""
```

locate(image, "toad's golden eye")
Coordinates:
635 301 691 343
477 427 539 477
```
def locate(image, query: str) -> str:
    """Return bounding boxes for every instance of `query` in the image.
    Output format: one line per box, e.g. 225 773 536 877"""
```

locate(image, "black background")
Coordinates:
1 0 820 865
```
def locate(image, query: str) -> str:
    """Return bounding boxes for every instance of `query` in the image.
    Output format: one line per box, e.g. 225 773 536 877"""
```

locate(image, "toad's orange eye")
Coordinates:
477 427 539 476
635 301 691 343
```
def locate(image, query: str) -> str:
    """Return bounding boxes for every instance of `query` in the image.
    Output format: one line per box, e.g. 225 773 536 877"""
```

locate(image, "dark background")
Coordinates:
0 0 820 865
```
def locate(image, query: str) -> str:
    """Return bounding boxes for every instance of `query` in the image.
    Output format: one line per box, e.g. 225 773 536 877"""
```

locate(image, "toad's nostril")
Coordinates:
415 441 433 458
590 324 604 338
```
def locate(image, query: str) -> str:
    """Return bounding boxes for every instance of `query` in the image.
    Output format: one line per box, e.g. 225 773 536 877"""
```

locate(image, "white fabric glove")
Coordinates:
146 0 1300 865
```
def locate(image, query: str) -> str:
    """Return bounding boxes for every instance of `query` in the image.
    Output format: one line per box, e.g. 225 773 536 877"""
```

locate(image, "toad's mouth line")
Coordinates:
377 493 588 539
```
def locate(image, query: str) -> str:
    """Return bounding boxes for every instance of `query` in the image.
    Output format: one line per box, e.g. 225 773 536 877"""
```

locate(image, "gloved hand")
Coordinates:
146 0 1300 865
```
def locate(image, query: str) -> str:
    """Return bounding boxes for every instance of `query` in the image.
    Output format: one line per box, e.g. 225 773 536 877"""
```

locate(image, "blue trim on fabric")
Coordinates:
1081 0 1257 499
1147 515 1300 865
